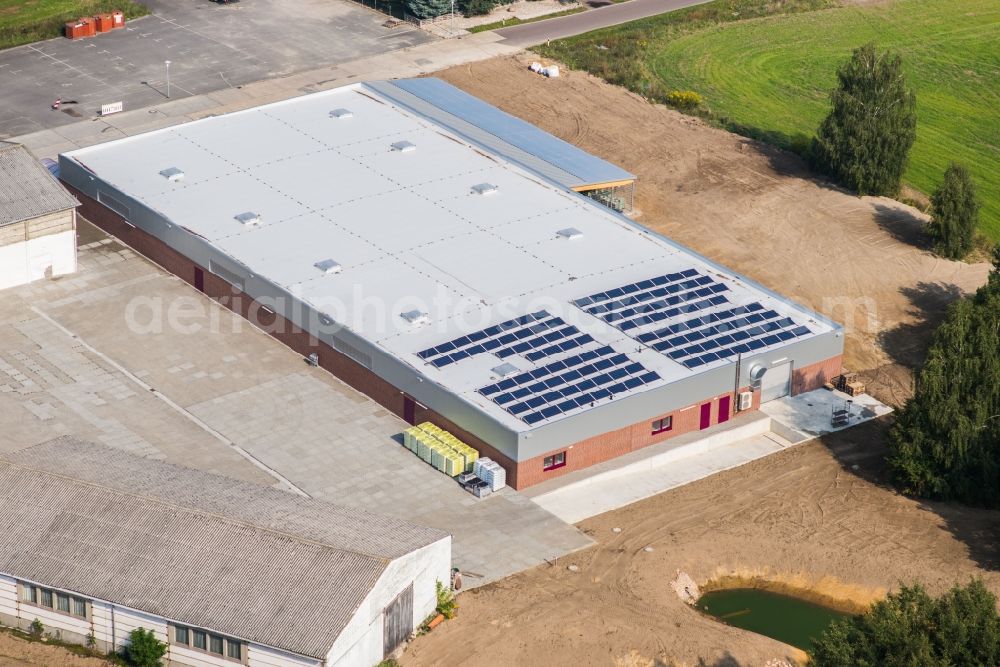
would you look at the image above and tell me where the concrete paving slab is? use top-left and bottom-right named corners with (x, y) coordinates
top-left (760, 388), bottom-right (892, 438)
top-left (1, 219), bottom-right (591, 586)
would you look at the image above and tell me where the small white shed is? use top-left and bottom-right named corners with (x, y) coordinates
top-left (0, 143), bottom-right (78, 290)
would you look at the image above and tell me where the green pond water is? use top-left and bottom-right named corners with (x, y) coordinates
top-left (696, 588), bottom-right (852, 652)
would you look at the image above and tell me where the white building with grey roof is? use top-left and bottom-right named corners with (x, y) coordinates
top-left (57, 78), bottom-right (844, 490)
top-left (0, 438), bottom-right (451, 667)
top-left (0, 142), bottom-right (79, 290)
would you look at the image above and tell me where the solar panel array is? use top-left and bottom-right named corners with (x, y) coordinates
top-left (418, 311), bottom-right (661, 426)
top-left (478, 346), bottom-right (660, 425)
top-left (416, 311), bottom-right (596, 369)
top-left (573, 270), bottom-right (813, 370)
top-left (573, 269), bottom-right (730, 332)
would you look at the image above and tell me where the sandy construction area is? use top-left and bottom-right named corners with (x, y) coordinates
top-left (398, 56), bottom-right (1000, 666)
top-left (434, 55), bottom-right (990, 406)
top-left (0, 631), bottom-right (108, 667)
top-left (404, 423), bottom-right (1000, 666)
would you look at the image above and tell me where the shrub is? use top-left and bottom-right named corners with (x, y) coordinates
top-left (29, 619), bottom-right (43, 637)
top-left (810, 43), bottom-right (917, 196)
top-left (928, 162), bottom-right (981, 260)
top-left (122, 628), bottom-right (167, 667)
top-left (664, 90), bottom-right (702, 110)
top-left (436, 580), bottom-right (457, 619)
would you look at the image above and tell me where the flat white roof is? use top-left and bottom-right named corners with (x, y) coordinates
top-left (65, 81), bottom-right (834, 432)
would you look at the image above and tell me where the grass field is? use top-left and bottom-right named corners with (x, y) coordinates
top-left (538, 0), bottom-right (1000, 240)
top-left (0, 0), bottom-right (148, 50)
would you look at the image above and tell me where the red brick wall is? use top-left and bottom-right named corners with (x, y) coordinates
top-left (792, 354), bottom-right (843, 395)
top-left (516, 387), bottom-right (759, 488)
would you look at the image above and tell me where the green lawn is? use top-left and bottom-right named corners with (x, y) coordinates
top-left (0, 0), bottom-right (148, 50)
top-left (538, 0), bottom-right (1000, 240)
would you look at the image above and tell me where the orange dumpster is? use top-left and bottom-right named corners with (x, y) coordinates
top-left (94, 14), bottom-right (114, 32)
top-left (65, 20), bottom-right (87, 39)
top-left (111, 10), bottom-right (125, 29)
top-left (77, 17), bottom-right (96, 37)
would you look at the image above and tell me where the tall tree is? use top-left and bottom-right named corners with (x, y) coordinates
top-left (811, 43), bottom-right (917, 196)
top-left (810, 581), bottom-right (1000, 667)
top-left (928, 163), bottom-right (981, 259)
top-left (887, 252), bottom-right (1000, 506)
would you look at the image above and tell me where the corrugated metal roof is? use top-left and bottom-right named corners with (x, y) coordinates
top-left (0, 438), bottom-right (449, 658)
top-left (371, 78), bottom-right (635, 189)
top-left (0, 143), bottom-right (78, 227)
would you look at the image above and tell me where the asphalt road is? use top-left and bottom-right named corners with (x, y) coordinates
top-left (0, 0), bottom-right (431, 138)
top-left (496, 0), bottom-right (712, 46)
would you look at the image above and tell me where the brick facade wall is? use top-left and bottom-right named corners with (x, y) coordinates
top-left (517, 386), bottom-right (761, 488)
top-left (70, 185), bottom-right (841, 491)
top-left (792, 354), bottom-right (843, 395)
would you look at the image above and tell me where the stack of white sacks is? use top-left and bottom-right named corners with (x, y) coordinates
top-left (473, 458), bottom-right (507, 491)
top-left (528, 62), bottom-right (560, 78)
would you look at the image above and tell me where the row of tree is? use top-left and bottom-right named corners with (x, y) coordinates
top-left (812, 43), bottom-right (983, 260)
top-left (810, 580), bottom-right (1000, 666)
top-left (887, 246), bottom-right (1000, 506)
top-left (405, 0), bottom-right (500, 19)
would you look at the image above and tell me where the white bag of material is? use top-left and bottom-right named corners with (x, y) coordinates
top-left (529, 62), bottom-right (543, 73)
top-left (544, 66), bottom-right (560, 78)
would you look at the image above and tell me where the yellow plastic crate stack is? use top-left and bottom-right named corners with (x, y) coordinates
top-left (403, 422), bottom-right (479, 477)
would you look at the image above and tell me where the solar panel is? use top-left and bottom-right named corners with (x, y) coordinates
top-left (481, 343), bottom-right (661, 425)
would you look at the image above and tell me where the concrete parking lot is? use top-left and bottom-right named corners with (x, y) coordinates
top-left (0, 0), bottom-right (433, 138)
top-left (0, 220), bottom-right (590, 585)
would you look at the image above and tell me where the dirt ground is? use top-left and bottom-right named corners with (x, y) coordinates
top-left (433, 55), bottom-right (991, 407)
top-left (404, 422), bottom-right (1000, 666)
top-left (398, 56), bottom-right (1000, 666)
top-left (0, 631), bottom-right (109, 667)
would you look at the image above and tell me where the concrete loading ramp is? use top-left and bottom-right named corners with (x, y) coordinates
top-left (524, 413), bottom-right (782, 523)
top-left (525, 388), bottom-right (892, 523)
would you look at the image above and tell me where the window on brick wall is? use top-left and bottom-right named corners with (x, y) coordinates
top-left (543, 451), bottom-right (566, 471)
top-left (651, 416), bottom-right (673, 434)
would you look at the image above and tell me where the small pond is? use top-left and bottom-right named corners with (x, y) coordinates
top-left (696, 588), bottom-right (853, 651)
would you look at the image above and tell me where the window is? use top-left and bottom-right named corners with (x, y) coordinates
top-left (543, 451), bottom-right (566, 471)
top-left (652, 416), bottom-right (673, 434)
top-left (73, 598), bottom-right (87, 618)
top-left (171, 624), bottom-right (243, 662)
top-left (17, 582), bottom-right (88, 619)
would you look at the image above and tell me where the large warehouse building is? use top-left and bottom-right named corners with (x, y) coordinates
top-left (0, 438), bottom-right (451, 667)
top-left (58, 78), bottom-right (843, 489)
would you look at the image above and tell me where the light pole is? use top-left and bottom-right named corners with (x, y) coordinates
top-left (165, 60), bottom-right (171, 99)
top-left (450, 0), bottom-right (454, 31)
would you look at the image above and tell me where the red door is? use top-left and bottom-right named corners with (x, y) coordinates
top-left (699, 402), bottom-right (712, 430)
top-left (718, 396), bottom-right (731, 424)
top-left (194, 267), bottom-right (204, 292)
top-left (403, 396), bottom-right (416, 425)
